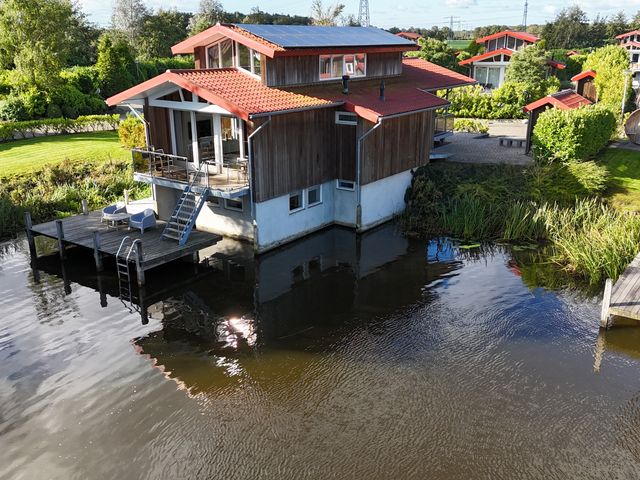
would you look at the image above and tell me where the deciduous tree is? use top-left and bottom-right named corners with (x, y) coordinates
top-left (310, 0), bottom-right (344, 26)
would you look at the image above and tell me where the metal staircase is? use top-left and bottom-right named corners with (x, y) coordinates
top-left (162, 162), bottom-right (209, 246)
top-left (116, 236), bottom-right (141, 312)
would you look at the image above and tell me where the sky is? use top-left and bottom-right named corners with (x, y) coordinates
top-left (81, 0), bottom-right (640, 30)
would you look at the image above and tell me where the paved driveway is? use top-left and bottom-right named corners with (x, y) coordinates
top-left (432, 121), bottom-right (532, 166)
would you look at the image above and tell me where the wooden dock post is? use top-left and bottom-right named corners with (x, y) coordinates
top-left (135, 241), bottom-right (145, 287)
top-left (81, 199), bottom-right (89, 215)
top-left (55, 220), bottom-right (66, 260)
top-left (600, 278), bottom-right (613, 329)
top-left (92, 231), bottom-right (103, 272)
top-left (124, 189), bottom-right (129, 206)
top-left (24, 212), bottom-right (37, 260)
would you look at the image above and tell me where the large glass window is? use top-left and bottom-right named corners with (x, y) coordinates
top-left (486, 67), bottom-right (501, 89)
top-left (319, 54), bottom-right (366, 80)
top-left (220, 40), bottom-right (234, 67)
top-left (238, 43), bottom-right (251, 71)
top-left (207, 44), bottom-right (220, 68)
top-left (252, 50), bottom-right (261, 75)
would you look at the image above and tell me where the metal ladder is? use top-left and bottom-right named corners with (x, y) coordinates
top-left (116, 236), bottom-right (141, 311)
top-left (162, 161), bottom-right (209, 246)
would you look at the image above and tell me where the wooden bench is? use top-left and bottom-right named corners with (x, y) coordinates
top-left (498, 137), bottom-right (526, 148)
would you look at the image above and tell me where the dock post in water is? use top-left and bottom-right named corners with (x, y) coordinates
top-left (24, 212), bottom-right (37, 260)
top-left (600, 278), bottom-right (613, 329)
top-left (55, 220), bottom-right (66, 260)
top-left (135, 242), bottom-right (145, 287)
top-left (124, 189), bottom-right (129, 206)
top-left (92, 231), bottom-right (103, 272)
top-left (81, 199), bottom-right (89, 215)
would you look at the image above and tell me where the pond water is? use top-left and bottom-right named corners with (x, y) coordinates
top-left (2, 225), bottom-right (640, 479)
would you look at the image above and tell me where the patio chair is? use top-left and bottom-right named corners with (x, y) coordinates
top-left (128, 209), bottom-right (156, 234)
top-left (101, 204), bottom-right (127, 223)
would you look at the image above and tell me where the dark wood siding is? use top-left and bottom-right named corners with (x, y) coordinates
top-left (250, 108), bottom-right (344, 202)
top-left (359, 110), bottom-right (433, 185)
top-left (264, 52), bottom-right (403, 87)
top-left (194, 46), bottom-right (206, 69)
top-left (146, 106), bottom-right (172, 153)
top-left (366, 52), bottom-right (403, 77)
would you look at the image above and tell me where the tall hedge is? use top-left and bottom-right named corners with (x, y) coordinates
top-left (532, 105), bottom-right (616, 162)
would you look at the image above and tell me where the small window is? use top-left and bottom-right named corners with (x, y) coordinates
top-left (238, 43), bottom-right (251, 72)
top-left (307, 185), bottom-right (322, 207)
top-left (224, 198), bottom-right (243, 211)
top-left (337, 180), bottom-right (355, 191)
top-left (335, 111), bottom-right (358, 125)
top-left (208, 197), bottom-right (221, 208)
top-left (319, 53), bottom-right (366, 80)
top-left (289, 191), bottom-right (304, 212)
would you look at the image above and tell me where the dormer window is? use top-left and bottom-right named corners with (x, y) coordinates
top-left (319, 54), bottom-right (366, 80)
top-left (206, 39), bottom-right (261, 76)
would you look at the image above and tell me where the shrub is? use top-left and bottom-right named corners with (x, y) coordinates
top-left (61, 66), bottom-right (100, 95)
top-left (453, 118), bottom-right (488, 133)
top-left (0, 95), bottom-right (28, 121)
top-left (118, 115), bottom-right (146, 149)
top-left (0, 114), bottom-right (120, 142)
top-left (532, 105), bottom-right (617, 162)
top-left (583, 45), bottom-right (633, 113)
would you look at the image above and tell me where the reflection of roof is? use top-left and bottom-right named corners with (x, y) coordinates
top-left (106, 69), bottom-right (339, 120)
top-left (617, 29), bottom-right (640, 39)
top-left (523, 89), bottom-right (592, 113)
top-left (459, 48), bottom-right (513, 65)
top-left (475, 30), bottom-right (539, 44)
top-left (172, 23), bottom-right (418, 57)
top-left (571, 70), bottom-right (597, 82)
top-left (107, 58), bottom-right (476, 123)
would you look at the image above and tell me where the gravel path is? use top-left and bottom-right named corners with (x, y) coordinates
top-left (433, 132), bottom-right (533, 166)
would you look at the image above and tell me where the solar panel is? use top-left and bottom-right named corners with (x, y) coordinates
top-left (235, 24), bottom-right (414, 48)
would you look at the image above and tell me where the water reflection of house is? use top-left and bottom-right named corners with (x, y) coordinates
top-left (132, 225), bottom-right (462, 394)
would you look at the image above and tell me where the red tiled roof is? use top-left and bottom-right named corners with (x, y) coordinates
top-left (459, 48), bottom-right (512, 65)
top-left (396, 32), bottom-right (422, 40)
top-left (475, 30), bottom-right (539, 44)
top-left (105, 69), bottom-right (338, 120)
top-left (287, 58), bottom-right (475, 122)
top-left (617, 30), bottom-right (640, 39)
top-left (107, 59), bottom-right (475, 123)
top-left (565, 50), bottom-right (581, 57)
top-left (523, 90), bottom-right (592, 113)
top-left (621, 41), bottom-right (640, 48)
top-left (547, 59), bottom-right (566, 70)
top-left (571, 70), bottom-right (596, 82)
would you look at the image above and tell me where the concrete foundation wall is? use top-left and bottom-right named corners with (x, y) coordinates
top-left (360, 169), bottom-right (412, 230)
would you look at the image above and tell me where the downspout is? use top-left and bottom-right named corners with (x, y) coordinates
top-left (247, 115), bottom-right (272, 252)
top-left (125, 103), bottom-right (151, 148)
top-left (355, 120), bottom-right (382, 230)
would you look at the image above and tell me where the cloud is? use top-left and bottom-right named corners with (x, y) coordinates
top-left (543, 5), bottom-right (557, 14)
top-left (444, 0), bottom-right (477, 6)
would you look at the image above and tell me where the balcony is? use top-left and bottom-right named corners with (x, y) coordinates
top-left (434, 113), bottom-right (454, 142)
top-left (132, 149), bottom-right (249, 199)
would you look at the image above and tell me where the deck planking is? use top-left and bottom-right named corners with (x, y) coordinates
top-left (30, 211), bottom-right (222, 271)
top-left (608, 253), bottom-right (640, 321)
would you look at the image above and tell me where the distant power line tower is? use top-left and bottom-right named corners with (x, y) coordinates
top-left (358, 0), bottom-right (370, 27)
top-left (443, 16), bottom-right (460, 40)
top-left (522, 0), bottom-right (528, 29)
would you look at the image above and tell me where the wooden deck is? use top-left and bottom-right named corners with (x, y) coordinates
top-left (602, 252), bottom-right (640, 326)
top-left (28, 210), bottom-right (222, 273)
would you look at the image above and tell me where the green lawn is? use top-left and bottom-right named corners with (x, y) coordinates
top-left (599, 147), bottom-right (640, 211)
top-left (0, 131), bottom-right (129, 177)
top-left (447, 39), bottom-right (472, 50)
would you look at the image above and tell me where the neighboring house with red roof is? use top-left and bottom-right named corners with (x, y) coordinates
top-left (459, 30), bottom-right (564, 89)
top-left (107, 23), bottom-right (475, 252)
top-left (616, 30), bottom-right (640, 88)
top-left (522, 89), bottom-right (592, 153)
top-left (395, 31), bottom-right (422, 42)
top-left (570, 70), bottom-right (597, 102)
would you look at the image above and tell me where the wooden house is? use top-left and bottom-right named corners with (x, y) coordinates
top-left (458, 30), bottom-right (565, 89)
top-left (522, 89), bottom-right (592, 154)
top-left (107, 24), bottom-right (475, 252)
top-left (571, 70), bottom-right (597, 102)
top-left (616, 30), bottom-right (640, 88)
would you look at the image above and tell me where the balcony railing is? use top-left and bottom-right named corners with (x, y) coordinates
top-left (132, 148), bottom-right (249, 192)
top-left (434, 113), bottom-right (454, 140)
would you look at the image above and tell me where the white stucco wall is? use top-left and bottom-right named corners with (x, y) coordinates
top-left (196, 196), bottom-right (254, 240)
top-left (360, 169), bottom-right (412, 230)
top-left (254, 180), bottom-right (335, 251)
top-left (334, 186), bottom-right (357, 226)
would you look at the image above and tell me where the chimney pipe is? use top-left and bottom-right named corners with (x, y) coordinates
top-left (379, 80), bottom-right (385, 101)
top-left (342, 75), bottom-right (350, 95)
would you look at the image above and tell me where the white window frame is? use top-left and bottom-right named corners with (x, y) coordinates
top-left (207, 196), bottom-right (221, 208)
top-left (289, 190), bottom-right (305, 213)
top-left (319, 53), bottom-right (367, 81)
top-left (336, 179), bottom-right (355, 191)
top-left (235, 42), bottom-right (261, 78)
top-left (224, 198), bottom-right (243, 212)
top-left (335, 111), bottom-right (358, 125)
top-left (307, 185), bottom-right (322, 207)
